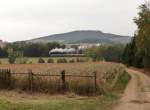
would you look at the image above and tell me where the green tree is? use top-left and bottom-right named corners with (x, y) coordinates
top-left (134, 2), bottom-right (150, 68)
top-left (123, 1), bottom-right (150, 68)
top-left (122, 37), bottom-right (143, 67)
top-left (7, 48), bottom-right (17, 64)
top-left (5, 42), bottom-right (65, 57)
top-left (85, 45), bottom-right (124, 62)
top-left (7, 48), bottom-right (26, 64)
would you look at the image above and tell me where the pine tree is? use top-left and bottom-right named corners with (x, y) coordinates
top-left (134, 2), bottom-right (150, 68)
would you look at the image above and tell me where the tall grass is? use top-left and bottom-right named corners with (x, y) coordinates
top-left (9, 74), bottom-right (96, 95)
top-left (0, 62), bottom-right (130, 95)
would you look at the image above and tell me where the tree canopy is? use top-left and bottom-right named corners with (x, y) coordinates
top-left (123, 1), bottom-right (150, 68)
top-left (0, 42), bottom-right (66, 57)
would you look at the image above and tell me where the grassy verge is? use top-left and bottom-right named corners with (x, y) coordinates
top-left (0, 94), bottom-right (118, 110)
top-left (113, 70), bottom-right (131, 93)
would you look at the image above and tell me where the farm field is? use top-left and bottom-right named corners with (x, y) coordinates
top-left (0, 57), bottom-right (89, 64)
top-left (0, 61), bottom-right (123, 74)
top-left (0, 62), bottom-right (130, 110)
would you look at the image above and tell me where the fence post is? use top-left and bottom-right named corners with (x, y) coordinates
top-left (4, 69), bottom-right (7, 82)
top-left (61, 70), bottom-right (66, 92)
top-left (28, 70), bottom-right (33, 92)
top-left (7, 69), bottom-right (11, 88)
top-left (94, 71), bottom-right (97, 92)
top-left (4, 69), bottom-right (7, 88)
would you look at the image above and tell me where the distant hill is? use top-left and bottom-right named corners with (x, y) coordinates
top-left (27, 30), bottom-right (131, 44)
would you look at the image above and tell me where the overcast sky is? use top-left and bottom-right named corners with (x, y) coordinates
top-left (0, 0), bottom-right (144, 42)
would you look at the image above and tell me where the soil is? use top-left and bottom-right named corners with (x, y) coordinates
top-left (113, 69), bottom-right (150, 110)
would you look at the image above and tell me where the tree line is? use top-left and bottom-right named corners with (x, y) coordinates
top-left (0, 42), bottom-right (65, 58)
top-left (84, 44), bottom-right (125, 62)
top-left (122, 2), bottom-right (150, 68)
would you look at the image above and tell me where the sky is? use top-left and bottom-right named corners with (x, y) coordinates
top-left (0, 0), bottom-right (144, 42)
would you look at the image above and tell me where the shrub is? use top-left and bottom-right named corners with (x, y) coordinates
top-left (29, 61), bottom-right (33, 64)
top-left (16, 57), bottom-right (28, 64)
top-left (85, 57), bottom-right (89, 62)
top-left (38, 58), bottom-right (45, 63)
top-left (76, 58), bottom-right (85, 62)
top-left (57, 58), bottom-right (67, 63)
top-left (7, 49), bottom-right (25, 64)
top-left (47, 58), bottom-right (54, 63)
top-left (69, 59), bottom-right (75, 63)
top-left (113, 71), bottom-right (131, 92)
top-left (8, 55), bottom-right (16, 64)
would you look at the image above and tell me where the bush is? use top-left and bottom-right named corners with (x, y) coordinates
top-left (85, 57), bottom-right (89, 62)
top-left (113, 71), bottom-right (131, 92)
top-left (7, 49), bottom-right (25, 64)
top-left (38, 58), bottom-right (45, 63)
top-left (69, 59), bottom-right (75, 63)
top-left (47, 58), bottom-right (54, 63)
top-left (8, 53), bottom-right (16, 64)
top-left (76, 58), bottom-right (85, 62)
top-left (29, 61), bottom-right (33, 64)
top-left (57, 58), bottom-right (67, 63)
top-left (16, 57), bottom-right (28, 64)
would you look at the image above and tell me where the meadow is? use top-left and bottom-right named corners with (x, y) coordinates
top-left (0, 60), bottom-right (130, 110)
top-left (0, 61), bottom-right (130, 93)
top-left (0, 90), bottom-right (118, 110)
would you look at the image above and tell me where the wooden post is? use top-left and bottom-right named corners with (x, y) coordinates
top-left (94, 71), bottom-right (97, 92)
top-left (3, 69), bottom-right (7, 88)
top-left (4, 69), bottom-right (7, 82)
top-left (28, 70), bottom-right (33, 92)
top-left (0, 70), bottom-right (1, 84)
top-left (61, 70), bottom-right (66, 92)
top-left (7, 69), bottom-right (11, 88)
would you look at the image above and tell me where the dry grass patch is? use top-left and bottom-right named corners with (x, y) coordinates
top-left (0, 62), bottom-right (128, 95)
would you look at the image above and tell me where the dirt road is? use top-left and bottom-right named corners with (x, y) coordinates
top-left (113, 69), bottom-right (150, 110)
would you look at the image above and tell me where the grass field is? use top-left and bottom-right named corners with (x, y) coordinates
top-left (0, 90), bottom-right (118, 110)
top-left (0, 62), bottom-right (130, 94)
top-left (0, 61), bottom-right (123, 74)
top-left (0, 62), bottom-right (130, 110)
top-left (0, 57), bottom-right (89, 64)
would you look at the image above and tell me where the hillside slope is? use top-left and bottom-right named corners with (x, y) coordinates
top-left (27, 30), bottom-right (131, 44)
